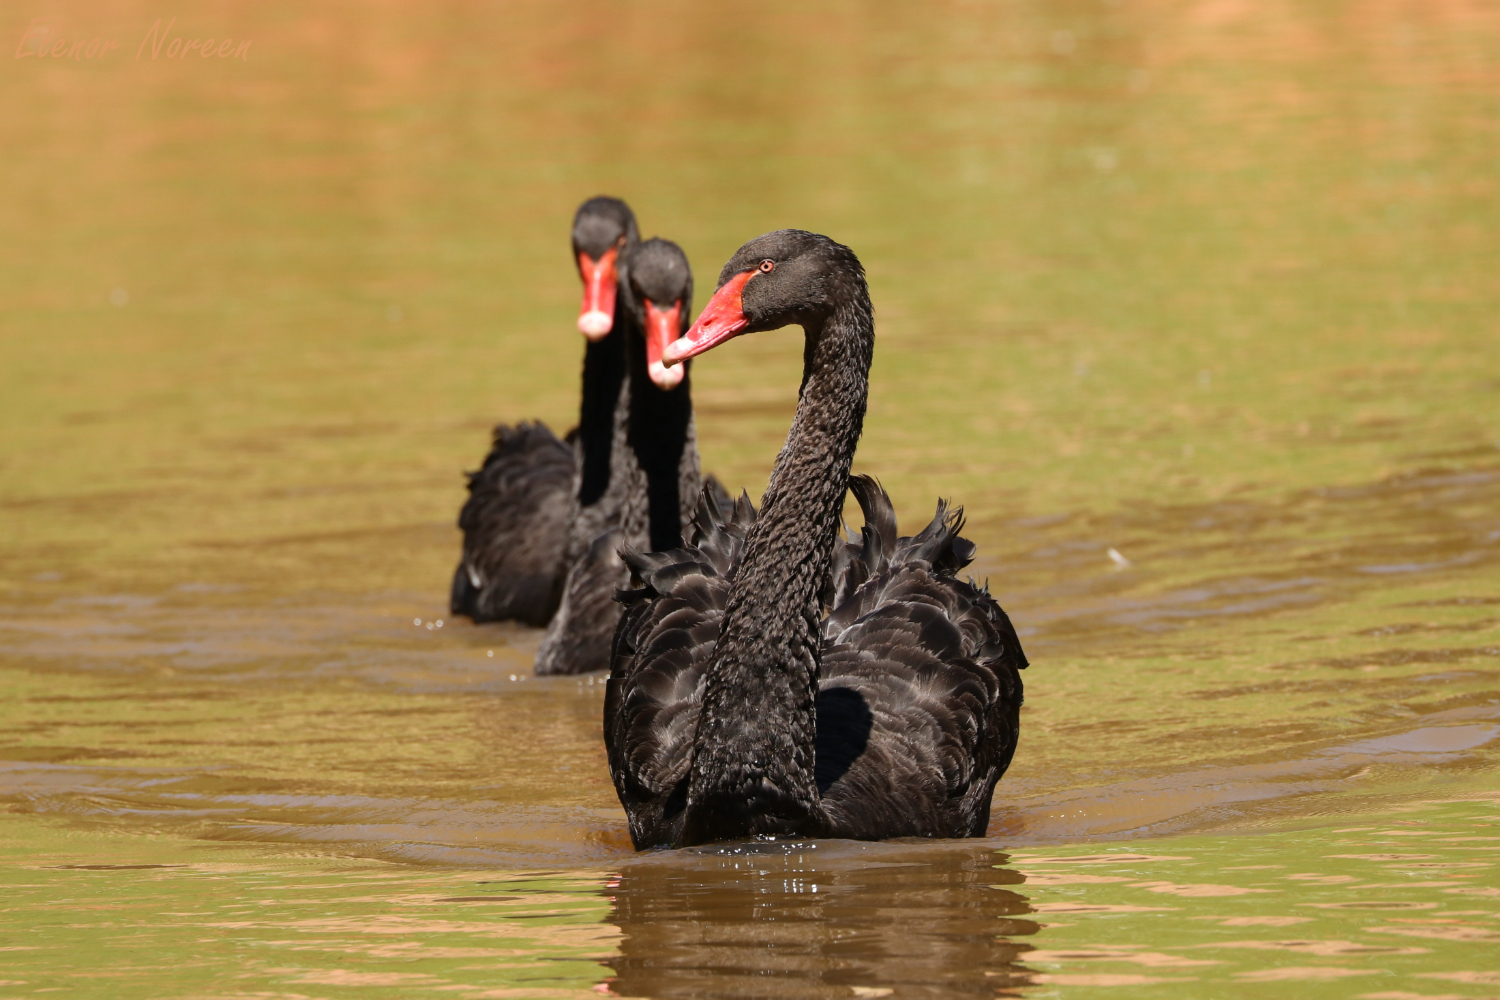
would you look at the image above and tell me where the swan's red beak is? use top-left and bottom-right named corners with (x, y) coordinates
top-left (643, 298), bottom-right (685, 390)
top-left (663, 270), bottom-right (753, 366)
top-left (577, 248), bottom-right (619, 340)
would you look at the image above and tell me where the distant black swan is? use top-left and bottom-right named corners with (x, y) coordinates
top-left (605, 230), bottom-right (1028, 848)
top-left (535, 235), bottom-right (725, 675)
top-left (452, 198), bottom-right (716, 675)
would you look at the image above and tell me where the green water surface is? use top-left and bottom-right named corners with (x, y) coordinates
top-left (2, 1), bottom-right (1498, 997)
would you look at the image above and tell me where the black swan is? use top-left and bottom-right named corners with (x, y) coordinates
top-left (451, 196), bottom-right (637, 625)
top-left (604, 230), bottom-right (1028, 848)
top-left (535, 236), bottom-right (726, 675)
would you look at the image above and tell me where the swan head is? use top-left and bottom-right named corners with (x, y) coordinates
top-left (627, 238), bottom-right (694, 391)
top-left (571, 196), bottom-right (638, 341)
top-left (664, 230), bottom-right (861, 365)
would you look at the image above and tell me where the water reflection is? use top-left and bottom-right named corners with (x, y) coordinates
top-left (601, 841), bottom-right (1037, 999)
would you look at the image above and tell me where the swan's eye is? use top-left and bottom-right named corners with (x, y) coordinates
top-left (758, 259), bottom-right (775, 273)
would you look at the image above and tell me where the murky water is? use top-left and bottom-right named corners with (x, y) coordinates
top-left (3, 1), bottom-right (1499, 996)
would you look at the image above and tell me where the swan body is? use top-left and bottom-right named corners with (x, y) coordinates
top-left (452, 200), bottom-right (717, 661)
top-left (607, 480), bottom-right (1026, 847)
top-left (535, 237), bottom-right (719, 675)
top-left (452, 196), bottom-right (636, 625)
top-left (450, 421), bottom-right (575, 625)
top-left (604, 230), bottom-right (1028, 847)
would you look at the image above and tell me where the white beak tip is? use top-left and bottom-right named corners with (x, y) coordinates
top-left (649, 360), bottom-right (685, 390)
top-left (578, 311), bottom-right (613, 339)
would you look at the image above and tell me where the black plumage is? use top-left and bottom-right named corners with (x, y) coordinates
top-left (451, 196), bottom-right (636, 625)
top-left (451, 201), bottom-right (720, 658)
top-left (604, 230), bottom-right (1029, 848)
top-left (450, 422), bottom-right (574, 626)
top-left (534, 237), bottom-right (723, 675)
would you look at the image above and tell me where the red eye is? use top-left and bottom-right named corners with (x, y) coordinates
top-left (758, 259), bottom-right (775, 273)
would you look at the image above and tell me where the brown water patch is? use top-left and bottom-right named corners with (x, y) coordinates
top-left (1024, 948), bottom-right (1217, 967)
top-left (602, 842), bottom-right (1037, 999)
top-left (993, 465), bottom-right (1500, 652)
top-left (1235, 967), bottom-right (1383, 981)
top-left (52, 864), bottom-right (185, 871)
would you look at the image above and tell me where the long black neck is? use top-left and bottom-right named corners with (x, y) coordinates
top-left (576, 302), bottom-right (630, 507)
top-left (625, 333), bottom-right (694, 552)
top-left (679, 288), bottom-right (873, 846)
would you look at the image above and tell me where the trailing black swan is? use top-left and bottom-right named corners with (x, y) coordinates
top-left (451, 196), bottom-right (638, 626)
top-left (604, 230), bottom-right (1028, 847)
top-left (535, 236), bottom-right (725, 675)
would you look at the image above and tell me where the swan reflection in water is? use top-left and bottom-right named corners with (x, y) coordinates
top-left (599, 840), bottom-right (1037, 999)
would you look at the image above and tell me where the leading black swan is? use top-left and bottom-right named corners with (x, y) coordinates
top-left (604, 230), bottom-right (1028, 848)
